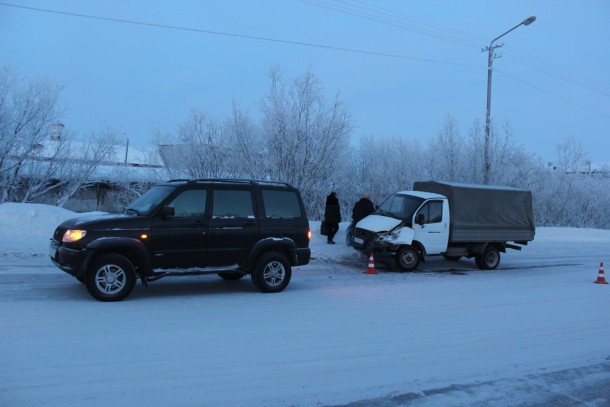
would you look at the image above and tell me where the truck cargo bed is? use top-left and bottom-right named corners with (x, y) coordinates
top-left (413, 181), bottom-right (535, 243)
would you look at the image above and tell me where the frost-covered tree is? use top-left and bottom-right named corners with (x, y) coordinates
top-left (0, 65), bottom-right (64, 202)
top-left (342, 134), bottom-right (427, 218)
top-left (18, 133), bottom-right (71, 203)
top-left (225, 102), bottom-right (266, 179)
top-left (155, 108), bottom-right (239, 180)
top-left (554, 136), bottom-right (589, 174)
top-left (261, 67), bottom-right (352, 217)
top-left (464, 118), bottom-right (517, 185)
top-left (427, 114), bottom-right (465, 182)
top-left (55, 127), bottom-right (119, 207)
top-left (465, 119), bottom-right (485, 183)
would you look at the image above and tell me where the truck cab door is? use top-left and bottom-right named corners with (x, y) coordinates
top-left (413, 199), bottom-right (449, 254)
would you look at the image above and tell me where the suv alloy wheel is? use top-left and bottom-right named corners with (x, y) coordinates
top-left (86, 254), bottom-right (137, 302)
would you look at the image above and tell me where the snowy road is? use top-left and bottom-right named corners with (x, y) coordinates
top-left (1, 215), bottom-right (610, 406)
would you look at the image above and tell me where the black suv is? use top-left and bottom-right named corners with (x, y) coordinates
top-left (49, 179), bottom-right (311, 301)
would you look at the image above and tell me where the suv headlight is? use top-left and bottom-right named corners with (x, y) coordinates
top-left (62, 229), bottom-right (87, 243)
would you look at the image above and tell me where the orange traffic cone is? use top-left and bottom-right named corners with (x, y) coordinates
top-left (594, 262), bottom-right (608, 284)
top-left (364, 252), bottom-right (377, 275)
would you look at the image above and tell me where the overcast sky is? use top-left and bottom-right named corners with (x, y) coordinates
top-left (1, 0), bottom-right (609, 163)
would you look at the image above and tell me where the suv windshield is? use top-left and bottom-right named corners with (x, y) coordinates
top-left (378, 193), bottom-right (424, 225)
top-left (125, 185), bottom-right (175, 215)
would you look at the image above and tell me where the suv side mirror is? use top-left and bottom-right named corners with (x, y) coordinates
top-left (416, 213), bottom-right (425, 226)
top-left (162, 206), bottom-right (175, 217)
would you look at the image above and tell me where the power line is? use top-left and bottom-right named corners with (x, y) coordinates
top-left (300, 0), bottom-right (610, 98)
top-left (298, 0), bottom-right (482, 49)
top-left (496, 69), bottom-right (610, 119)
top-left (2, 1), bottom-right (608, 119)
top-left (0, 2), bottom-right (481, 69)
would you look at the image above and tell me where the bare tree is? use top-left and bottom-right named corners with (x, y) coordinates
top-left (0, 65), bottom-right (64, 202)
top-left (464, 118), bottom-right (517, 184)
top-left (225, 102), bottom-right (266, 178)
top-left (428, 114), bottom-right (464, 182)
top-left (18, 133), bottom-right (71, 203)
top-left (555, 136), bottom-right (588, 174)
top-left (155, 108), bottom-right (238, 179)
top-left (55, 127), bottom-right (119, 207)
top-left (261, 67), bottom-right (353, 216)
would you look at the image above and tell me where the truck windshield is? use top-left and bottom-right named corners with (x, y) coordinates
top-left (377, 194), bottom-right (424, 224)
top-left (125, 185), bottom-right (175, 216)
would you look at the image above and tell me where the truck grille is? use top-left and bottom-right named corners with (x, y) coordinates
top-left (353, 227), bottom-right (375, 249)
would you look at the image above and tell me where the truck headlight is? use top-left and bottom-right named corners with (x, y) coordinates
top-left (62, 229), bottom-right (87, 243)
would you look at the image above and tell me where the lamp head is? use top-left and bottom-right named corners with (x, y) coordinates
top-left (522, 16), bottom-right (536, 26)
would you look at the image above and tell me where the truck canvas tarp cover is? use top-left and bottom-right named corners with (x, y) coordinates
top-left (413, 181), bottom-right (535, 243)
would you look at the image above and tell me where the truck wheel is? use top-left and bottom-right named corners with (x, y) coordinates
top-left (251, 252), bottom-right (291, 293)
top-left (476, 246), bottom-right (500, 270)
top-left (86, 254), bottom-right (136, 301)
top-left (395, 246), bottom-right (420, 271)
top-left (218, 272), bottom-right (245, 281)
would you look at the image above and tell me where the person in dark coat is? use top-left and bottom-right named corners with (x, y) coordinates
top-left (352, 193), bottom-right (375, 224)
top-left (324, 192), bottom-right (341, 244)
top-left (346, 193), bottom-right (375, 246)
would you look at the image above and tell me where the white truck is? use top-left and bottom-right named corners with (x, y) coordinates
top-left (351, 181), bottom-right (535, 271)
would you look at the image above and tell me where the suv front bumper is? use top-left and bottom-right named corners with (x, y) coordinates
top-left (49, 240), bottom-right (89, 277)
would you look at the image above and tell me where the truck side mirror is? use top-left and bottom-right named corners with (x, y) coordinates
top-left (162, 206), bottom-right (175, 218)
top-left (416, 213), bottom-right (425, 226)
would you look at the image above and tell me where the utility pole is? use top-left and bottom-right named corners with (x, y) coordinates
top-left (483, 42), bottom-right (502, 185)
top-left (482, 16), bottom-right (536, 184)
top-left (124, 134), bottom-right (129, 165)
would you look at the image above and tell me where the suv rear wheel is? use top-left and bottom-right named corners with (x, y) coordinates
top-left (251, 252), bottom-right (291, 293)
top-left (86, 254), bottom-right (136, 301)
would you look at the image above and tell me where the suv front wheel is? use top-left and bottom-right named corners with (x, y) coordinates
top-left (251, 252), bottom-right (291, 293)
top-left (86, 254), bottom-right (137, 301)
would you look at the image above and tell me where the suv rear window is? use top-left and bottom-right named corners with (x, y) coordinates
top-left (261, 190), bottom-right (302, 218)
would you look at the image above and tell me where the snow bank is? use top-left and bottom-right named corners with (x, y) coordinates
top-left (0, 203), bottom-right (84, 256)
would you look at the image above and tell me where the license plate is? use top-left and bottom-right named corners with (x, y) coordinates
top-left (353, 237), bottom-right (364, 245)
top-left (49, 242), bottom-right (57, 259)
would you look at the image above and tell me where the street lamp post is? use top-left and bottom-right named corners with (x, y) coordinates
top-left (483, 16), bottom-right (536, 184)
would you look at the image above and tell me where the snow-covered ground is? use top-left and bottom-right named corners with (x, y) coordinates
top-left (1, 203), bottom-right (610, 406)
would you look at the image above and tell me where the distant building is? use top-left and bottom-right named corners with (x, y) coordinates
top-left (50, 122), bottom-right (64, 141)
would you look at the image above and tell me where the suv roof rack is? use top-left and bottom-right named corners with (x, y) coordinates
top-left (166, 178), bottom-right (293, 188)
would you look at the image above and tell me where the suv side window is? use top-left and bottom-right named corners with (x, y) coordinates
top-left (212, 189), bottom-right (255, 218)
top-left (261, 190), bottom-right (302, 218)
top-left (168, 189), bottom-right (207, 217)
top-left (417, 200), bottom-right (443, 224)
